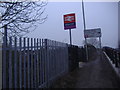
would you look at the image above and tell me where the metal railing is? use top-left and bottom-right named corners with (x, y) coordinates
top-left (103, 46), bottom-right (120, 68)
top-left (2, 37), bottom-right (68, 88)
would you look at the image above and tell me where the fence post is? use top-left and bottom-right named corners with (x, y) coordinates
top-left (114, 49), bottom-right (117, 67)
top-left (33, 38), bottom-right (37, 88)
top-left (23, 38), bottom-right (27, 88)
top-left (44, 39), bottom-right (49, 88)
top-left (13, 37), bottom-right (18, 88)
top-left (8, 37), bottom-right (12, 88)
top-left (27, 38), bottom-right (30, 88)
top-left (39, 39), bottom-right (42, 86)
top-left (36, 38), bottom-right (39, 88)
top-left (66, 44), bottom-right (69, 72)
top-left (115, 51), bottom-right (119, 68)
top-left (111, 49), bottom-right (115, 64)
top-left (119, 52), bottom-right (120, 67)
top-left (31, 38), bottom-right (33, 88)
top-left (0, 38), bottom-right (2, 89)
top-left (2, 25), bottom-right (7, 88)
top-left (19, 37), bottom-right (22, 88)
top-left (41, 39), bottom-right (44, 87)
top-left (49, 40), bottom-right (52, 83)
top-left (53, 41), bottom-right (59, 75)
top-left (117, 51), bottom-right (120, 67)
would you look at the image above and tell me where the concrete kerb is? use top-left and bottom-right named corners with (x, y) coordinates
top-left (103, 51), bottom-right (120, 81)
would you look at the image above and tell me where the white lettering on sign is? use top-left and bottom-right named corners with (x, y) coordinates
top-left (84, 28), bottom-right (101, 38)
top-left (65, 16), bottom-right (74, 22)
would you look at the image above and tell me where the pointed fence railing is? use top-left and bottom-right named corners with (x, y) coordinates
top-left (2, 37), bottom-right (68, 88)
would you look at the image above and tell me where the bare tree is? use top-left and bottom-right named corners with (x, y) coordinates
top-left (0, 0), bottom-right (48, 37)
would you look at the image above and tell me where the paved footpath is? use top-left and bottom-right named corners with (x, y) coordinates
top-left (51, 51), bottom-right (120, 88)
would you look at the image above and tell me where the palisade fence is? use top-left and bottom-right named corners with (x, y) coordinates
top-left (2, 36), bottom-right (68, 88)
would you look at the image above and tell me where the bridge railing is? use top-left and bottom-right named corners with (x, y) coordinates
top-left (103, 46), bottom-right (120, 68)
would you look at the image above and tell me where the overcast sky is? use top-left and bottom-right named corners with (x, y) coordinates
top-left (25, 1), bottom-right (118, 48)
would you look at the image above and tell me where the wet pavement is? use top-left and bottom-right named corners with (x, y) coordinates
top-left (51, 51), bottom-right (120, 88)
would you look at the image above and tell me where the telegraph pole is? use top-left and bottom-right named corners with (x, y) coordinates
top-left (82, 0), bottom-right (88, 61)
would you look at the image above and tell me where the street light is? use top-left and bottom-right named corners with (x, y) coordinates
top-left (82, 0), bottom-right (88, 61)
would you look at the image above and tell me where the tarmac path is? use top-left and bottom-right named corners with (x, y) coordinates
top-left (51, 51), bottom-right (120, 88)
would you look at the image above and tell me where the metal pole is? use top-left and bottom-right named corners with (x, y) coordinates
top-left (99, 37), bottom-right (102, 60)
top-left (69, 29), bottom-right (72, 45)
top-left (82, 0), bottom-right (88, 61)
top-left (99, 37), bottom-right (101, 49)
top-left (82, 0), bottom-right (86, 29)
top-left (4, 25), bottom-right (7, 46)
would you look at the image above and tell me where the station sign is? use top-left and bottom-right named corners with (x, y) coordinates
top-left (63, 13), bottom-right (76, 30)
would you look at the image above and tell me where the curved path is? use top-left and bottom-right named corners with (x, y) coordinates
top-left (51, 51), bottom-right (120, 88)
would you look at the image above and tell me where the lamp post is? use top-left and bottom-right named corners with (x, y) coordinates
top-left (82, 0), bottom-right (88, 61)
